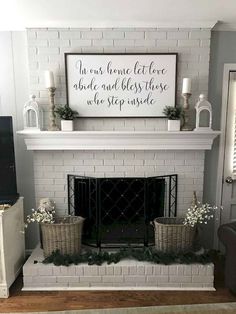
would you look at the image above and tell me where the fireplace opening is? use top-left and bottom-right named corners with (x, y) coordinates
top-left (68, 174), bottom-right (177, 248)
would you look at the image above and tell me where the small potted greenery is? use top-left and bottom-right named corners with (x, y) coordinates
top-left (55, 105), bottom-right (78, 131)
top-left (163, 105), bottom-right (183, 131)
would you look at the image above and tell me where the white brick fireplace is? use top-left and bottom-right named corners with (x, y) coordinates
top-left (18, 130), bottom-right (219, 217)
top-left (24, 27), bottom-right (215, 216)
top-left (34, 149), bottom-right (203, 217)
top-left (19, 27), bottom-right (219, 291)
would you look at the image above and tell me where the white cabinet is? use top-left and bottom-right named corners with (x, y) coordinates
top-left (0, 197), bottom-right (25, 297)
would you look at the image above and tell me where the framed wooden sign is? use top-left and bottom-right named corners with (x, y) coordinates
top-left (65, 53), bottom-right (177, 117)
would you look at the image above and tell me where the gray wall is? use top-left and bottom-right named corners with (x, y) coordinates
top-left (0, 32), bottom-right (37, 251)
top-left (204, 31), bottom-right (236, 247)
top-left (208, 31), bottom-right (236, 130)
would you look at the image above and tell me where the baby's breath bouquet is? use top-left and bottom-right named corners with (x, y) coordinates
top-left (25, 198), bottom-right (56, 228)
top-left (183, 201), bottom-right (217, 227)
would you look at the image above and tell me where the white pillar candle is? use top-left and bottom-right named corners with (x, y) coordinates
top-left (182, 78), bottom-right (191, 94)
top-left (45, 70), bottom-right (55, 88)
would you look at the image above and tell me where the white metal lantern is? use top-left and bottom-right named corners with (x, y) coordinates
top-left (194, 94), bottom-right (212, 131)
top-left (23, 95), bottom-right (42, 131)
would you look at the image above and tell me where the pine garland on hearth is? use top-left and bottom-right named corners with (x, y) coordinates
top-left (42, 247), bottom-right (221, 266)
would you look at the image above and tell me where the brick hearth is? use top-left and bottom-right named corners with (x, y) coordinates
top-left (23, 246), bottom-right (215, 291)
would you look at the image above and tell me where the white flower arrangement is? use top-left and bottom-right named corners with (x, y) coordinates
top-left (183, 201), bottom-right (218, 227)
top-left (25, 198), bottom-right (56, 228)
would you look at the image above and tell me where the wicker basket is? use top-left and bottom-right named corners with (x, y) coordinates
top-left (40, 216), bottom-right (85, 257)
top-left (153, 217), bottom-right (196, 253)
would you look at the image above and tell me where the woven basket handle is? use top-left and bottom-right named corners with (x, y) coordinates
top-left (78, 216), bottom-right (85, 222)
top-left (150, 221), bottom-right (155, 230)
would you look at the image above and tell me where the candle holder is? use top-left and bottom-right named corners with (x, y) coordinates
top-left (47, 87), bottom-right (59, 131)
top-left (181, 93), bottom-right (193, 131)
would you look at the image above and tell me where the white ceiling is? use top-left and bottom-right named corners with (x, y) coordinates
top-left (1, 0), bottom-right (236, 30)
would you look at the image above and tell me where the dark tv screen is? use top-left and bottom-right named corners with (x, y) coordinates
top-left (0, 116), bottom-right (18, 204)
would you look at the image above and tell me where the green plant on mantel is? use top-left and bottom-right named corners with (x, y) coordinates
top-left (55, 105), bottom-right (79, 120)
top-left (163, 105), bottom-right (184, 120)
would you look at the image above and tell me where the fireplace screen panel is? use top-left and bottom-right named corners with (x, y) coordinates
top-left (68, 174), bottom-right (177, 248)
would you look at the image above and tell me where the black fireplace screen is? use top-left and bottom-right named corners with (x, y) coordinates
top-left (68, 174), bottom-right (177, 248)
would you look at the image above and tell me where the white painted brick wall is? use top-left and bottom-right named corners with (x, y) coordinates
top-left (27, 27), bottom-right (211, 130)
top-left (33, 150), bottom-right (204, 216)
top-left (26, 28), bottom-right (210, 216)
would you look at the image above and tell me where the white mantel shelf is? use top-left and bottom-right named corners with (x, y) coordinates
top-left (17, 130), bottom-right (220, 151)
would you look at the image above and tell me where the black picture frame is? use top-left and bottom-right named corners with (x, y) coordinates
top-left (65, 53), bottom-right (178, 118)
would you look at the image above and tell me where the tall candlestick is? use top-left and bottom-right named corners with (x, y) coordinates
top-left (47, 87), bottom-right (59, 131)
top-left (182, 78), bottom-right (191, 94)
top-left (45, 70), bottom-right (55, 88)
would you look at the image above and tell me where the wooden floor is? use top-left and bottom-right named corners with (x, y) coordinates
top-left (0, 262), bottom-right (236, 313)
